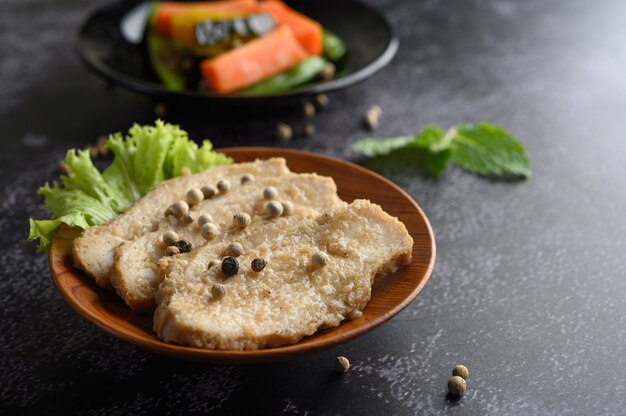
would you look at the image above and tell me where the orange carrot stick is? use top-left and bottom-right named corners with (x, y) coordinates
top-left (258, 0), bottom-right (322, 55)
top-left (200, 25), bottom-right (308, 93)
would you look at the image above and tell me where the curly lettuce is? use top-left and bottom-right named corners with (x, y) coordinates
top-left (28, 120), bottom-right (232, 252)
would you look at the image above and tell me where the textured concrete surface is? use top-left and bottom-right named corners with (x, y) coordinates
top-left (2, 0), bottom-right (626, 414)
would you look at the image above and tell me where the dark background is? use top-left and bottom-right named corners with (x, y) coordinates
top-left (2, 0), bottom-right (626, 414)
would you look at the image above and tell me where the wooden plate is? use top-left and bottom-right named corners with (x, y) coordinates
top-left (49, 148), bottom-right (435, 363)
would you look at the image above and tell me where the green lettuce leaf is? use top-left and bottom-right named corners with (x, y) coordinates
top-left (28, 120), bottom-right (232, 252)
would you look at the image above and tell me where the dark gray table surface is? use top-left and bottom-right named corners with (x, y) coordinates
top-left (2, 0), bottom-right (626, 414)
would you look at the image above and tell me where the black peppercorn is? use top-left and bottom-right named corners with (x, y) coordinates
top-left (221, 256), bottom-right (239, 276)
top-left (173, 240), bottom-right (193, 253)
top-left (251, 258), bottom-right (267, 272)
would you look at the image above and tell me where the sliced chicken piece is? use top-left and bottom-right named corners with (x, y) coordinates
top-left (154, 200), bottom-right (413, 350)
top-left (72, 158), bottom-right (290, 287)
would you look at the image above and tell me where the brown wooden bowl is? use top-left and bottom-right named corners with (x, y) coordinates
top-left (49, 148), bottom-right (435, 363)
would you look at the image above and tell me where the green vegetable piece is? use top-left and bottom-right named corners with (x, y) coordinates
top-left (451, 123), bottom-right (530, 178)
top-left (147, 32), bottom-right (186, 90)
top-left (239, 56), bottom-right (326, 95)
top-left (147, 3), bottom-right (185, 91)
top-left (322, 29), bottom-right (346, 62)
top-left (28, 121), bottom-right (232, 252)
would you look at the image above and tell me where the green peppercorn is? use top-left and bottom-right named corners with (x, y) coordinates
top-left (448, 376), bottom-right (466, 396)
top-left (364, 105), bottom-right (382, 130)
top-left (452, 365), bottom-right (469, 380)
top-left (162, 230), bottom-right (179, 246)
top-left (266, 201), bottom-right (283, 218)
top-left (186, 188), bottom-right (204, 205)
top-left (364, 112), bottom-right (379, 130)
top-left (263, 186), bottom-right (278, 200)
top-left (320, 62), bottom-right (336, 81)
top-left (217, 179), bottom-right (230, 193)
top-left (211, 284), bottom-right (226, 299)
top-left (165, 246), bottom-right (180, 256)
top-left (170, 200), bottom-right (189, 217)
top-left (281, 201), bottom-right (294, 216)
top-left (303, 123), bottom-right (315, 137)
top-left (241, 173), bottom-right (255, 184)
top-left (315, 94), bottom-right (329, 108)
top-left (276, 123), bottom-right (292, 142)
top-left (201, 185), bottom-right (217, 198)
top-left (226, 242), bottom-right (244, 257)
top-left (302, 101), bottom-right (316, 118)
top-left (201, 223), bottom-right (219, 240)
top-left (233, 212), bottom-right (251, 228)
top-left (335, 356), bottom-right (350, 373)
top-left (312, 251), bottom-right (330, 267)
top-left (198, 214), bottom-right (212, 226)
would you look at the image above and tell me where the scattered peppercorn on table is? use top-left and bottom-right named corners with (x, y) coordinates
top-left (4, 0), bottom-right (626, 414)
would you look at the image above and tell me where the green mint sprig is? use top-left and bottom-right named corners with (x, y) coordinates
top-left (352, 122), bottom-right (530, 178)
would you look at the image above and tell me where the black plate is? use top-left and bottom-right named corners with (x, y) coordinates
top-left (76, 0), bottom-right (398, 109)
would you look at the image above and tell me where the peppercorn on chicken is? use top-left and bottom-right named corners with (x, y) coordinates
top-left (112, 173), bottom-right (341, 312)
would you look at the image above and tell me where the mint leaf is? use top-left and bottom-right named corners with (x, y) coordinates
top-left (452, 122), bottom-right (530, 178)
top-left (413, 126), bottom-right (454, 176)
top-left (352, 136), bottom-right (415, 157)
top-left (360, 145), bottom-right (431, 176)
top-left (352, 126), bottom-right (453, 176)
top-left (352, 122), bottom-right (530, 179)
